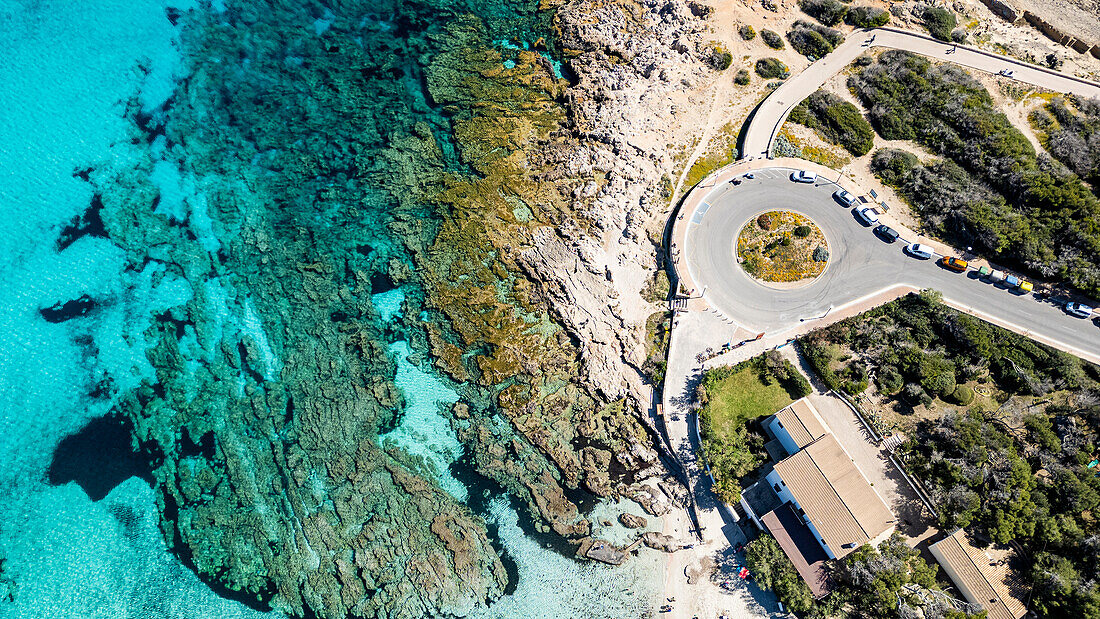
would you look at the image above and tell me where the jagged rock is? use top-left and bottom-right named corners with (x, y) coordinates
top-left (642, 531), bottom-right (679, 552)
top-left (579, 538), bottom-right (627, 565)
top-left (619, 513), bottom-right (648, 528)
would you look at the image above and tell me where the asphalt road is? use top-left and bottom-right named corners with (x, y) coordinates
top-left (683, 167), bottom-right (1100, 359)
top-left (742, 27), bottom-right (1100, 159)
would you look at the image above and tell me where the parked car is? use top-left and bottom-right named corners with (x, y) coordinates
top-left (833, 189), bottom-right (858, 207)
top-left (873, 224), bottom-right (899, 243)
top-left (855, 207), bottom-right (879, 225)
top-left (905, 243), bottom-right (934, 259)
top-left (1066, 301), bottom-right (1094, 318)
top-left (790, 170), bottom-right (818, 183)
top-left (940, 256), bottom-right (968, 272)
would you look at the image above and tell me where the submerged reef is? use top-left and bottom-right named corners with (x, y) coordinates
top-left (72, 0), bottom-right (684, 616)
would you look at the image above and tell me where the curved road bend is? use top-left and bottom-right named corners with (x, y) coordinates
top-left (742, 27), bottom-right (1100, 159)
top-left (681, 166), bottom-right (1100, 364)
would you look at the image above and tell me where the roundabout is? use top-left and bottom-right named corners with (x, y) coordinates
top-left (677, 162), bottom-right (911, 331)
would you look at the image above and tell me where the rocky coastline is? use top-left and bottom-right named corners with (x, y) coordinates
top-left (58, 0), bottom-right (721, 616)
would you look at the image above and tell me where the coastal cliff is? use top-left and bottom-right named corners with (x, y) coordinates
top-left (68, 0), bottom-right (719, 616)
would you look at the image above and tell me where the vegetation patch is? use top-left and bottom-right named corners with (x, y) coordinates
top-left (787, 20), bottom-right (844, 59)
top-left (922, 6), bottom-right (957, 41)
top-left (799, 0), bottom-right (847, 26)
top-left (788, 89), bottom-right (874, 156)
top-left (774, 129), bottom-right (851, 168)
top-left (798, 291), bottom-right (1100, 617)
top-left (697, 352), bottom-right (811, 502)
top-left (844, 5), bottom-right (890, 28)
top-left (738, 210), bottom-right (828, 283)
top-left (755, 57), bottom-right (789, 79)
top-left (684, 122), bottom-right (739, 188)
top-left (851, 51), bottom-right (1100, 296)
top-left (1030, 95), bottom-right (1100, 187)
top-left (739, 24), bottom-right (756, 41)
top-left (745, 534), bottom-right (815, 613)
top-left (733, 68), bottom-right (751, 85)
top-left (760, 29), bottom-right (784, 50)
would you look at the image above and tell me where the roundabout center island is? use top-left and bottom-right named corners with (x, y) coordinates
top-left (736, 210), bottom-right (828, 288)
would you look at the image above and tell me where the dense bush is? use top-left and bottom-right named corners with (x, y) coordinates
top-left (708, 45), bottom-right (733, 70)
top-left (1034, 96), bottom-right (1100, 187)
top-left (922, 6), bottom-right (956, 41)
top-left (812, 245), bottom-right (828, 262)
top-left (799, 0), bottom-right (848, 26)
top-left (734, 68), bottom-right (751, 85)
top-left (786, 20), bottom-right (843, 58)
top-left (949, 384), bottom-right (974, 405)
top-left (851, 51), bottom-right (1100, 296)
top-left (739, 24), bottom-right (757, 40)
top-left (757, 213), bottom-right (773, 229)
top-left (845, 5), bottom-right (890, 27)
top-left (745, 534), bottom-right (814, 613)
top-left (755, 57), bottom-right (789, 79)
top-left (793, 225), bottom-right (812, 237)
top-left (788, 90), bottom-right (874, 156)
top-left (870, 148), bottom-right (920, 184)
top-left (760, 29), bottom-right (784, 49)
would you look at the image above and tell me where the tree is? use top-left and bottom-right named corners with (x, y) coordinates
top-left (845, 6), bottom-right (890, 28)
top-left (746, 534), bottom-right (815, 613)
top-left (922, 6), bottom-right (957, 41)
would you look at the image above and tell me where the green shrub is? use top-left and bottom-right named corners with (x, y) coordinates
top-left (922, 6), bottom-right (956, 41)
top-left (739, 24), bottom-right (757, 40)
top-left (845, 5), bottom-right (890, 27)
top-left (734, 68), bottom-right (751, 85)
top-left (876, 368), bottom-right (904, 395)
top-left (761, 29), bottom-right (784, 49)
top-left (746, 535), bottom-right (814, 613)
top-left (787, 21), bottom-right (843, 59)
top-left (854, 54), bottom-right (873, 67)
top-left (793, 225), bottom-right (812, 237)
top-left (709, 45), bottom-right (733, 70)
top-left (755, 57), bottom-right (789, 79)
top-left (788, 90), bottom-right (874, 156)
top-left (870, 148), bottom-right (920, 185)
top-left (799, 0), bottom-right (848, 26)
top-left (813, 246), bottom-right (829, 261)
top-left (949, 384), bottom-right (974, 405)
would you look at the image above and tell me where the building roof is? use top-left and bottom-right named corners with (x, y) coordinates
top-left (929, 530), bottom-right (1027, 619)
top-left (772, 398), bottom-right (828, 449)
top-left (761, 504), bottom-right (830, 598)
top-left (772, 434), bottom-right (893, 559)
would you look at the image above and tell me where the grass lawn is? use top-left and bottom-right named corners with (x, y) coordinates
top-left (703, 365), bottom-right (795, 440)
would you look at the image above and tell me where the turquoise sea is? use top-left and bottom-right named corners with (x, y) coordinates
top-left (0, 0), bottom-right (664, 617)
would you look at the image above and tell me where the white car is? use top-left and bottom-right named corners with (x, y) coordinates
top-left (905, 243), bottom-right (934, 259)
top-left (833, 189), bottom-right (858, 207)
top-left (790, 170), bottom-right (818, 183)
top-left (855, 207), bottom-right (879, 225)
top-left (1066, 302), bottom-right (1094, 318)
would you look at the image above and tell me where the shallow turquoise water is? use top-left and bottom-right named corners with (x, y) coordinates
top-left (0, 0), bottom-right (664, 616)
